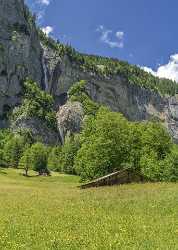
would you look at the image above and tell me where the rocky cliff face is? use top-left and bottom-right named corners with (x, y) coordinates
top-left (48, 54), bottom-right (165, 120)
top-left (11, 116), bottom-right (60, 145)
top-left (1, 0), bottom-right (178, 143)
top-left (56, 101), bottom-right (84, 143)
top-left (0, 0), bottom-right (43, 127)
top-left (44, 51), bottom-right (178, 142)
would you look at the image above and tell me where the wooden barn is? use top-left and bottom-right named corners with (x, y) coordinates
top-left (80, 168), bottom-right (145, 189)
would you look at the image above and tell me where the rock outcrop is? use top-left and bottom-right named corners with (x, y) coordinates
top-left (165, 96), bottom-right (178, 143)
top-left (56, 101), bottom-right (84, 143)
top-left (11, 116), bottom-right (60, 145)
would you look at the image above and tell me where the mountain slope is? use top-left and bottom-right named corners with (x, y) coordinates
top-left (1, 0), bottom-right (178, 142)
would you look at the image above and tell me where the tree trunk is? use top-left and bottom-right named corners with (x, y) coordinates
top-left (24, 168), bottom-right (28, 177)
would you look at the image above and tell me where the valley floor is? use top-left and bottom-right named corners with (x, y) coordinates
top-left (0, 168), bottom-right (177, 250)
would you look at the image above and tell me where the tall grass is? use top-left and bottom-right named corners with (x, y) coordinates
top-left (0, 168), bottom-right (177, 249)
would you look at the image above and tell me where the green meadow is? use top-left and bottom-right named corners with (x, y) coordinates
top-left (0, 168), bottom-right (177, 250)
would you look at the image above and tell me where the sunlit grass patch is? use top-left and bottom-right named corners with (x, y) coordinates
top-left (0, 168), bottom-right (177, 249)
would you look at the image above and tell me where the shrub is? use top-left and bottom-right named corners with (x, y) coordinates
top-left (0, 130), bottom-right (12, 167)
top-left (60, 135), bottom-right (80, 175)
top-left (29, 143), bottom-right (49, 175)
top-left (3, 135), bottom-right (27, 168)
top-left (165, 146), bottom-right (178, 181)
top-left (69, 80), bottom-right (100, 116)
top-left (47, 146), bottom-right (62, 171)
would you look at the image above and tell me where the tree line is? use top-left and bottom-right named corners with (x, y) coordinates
top-left (0, 80), bottom-right (177, 182)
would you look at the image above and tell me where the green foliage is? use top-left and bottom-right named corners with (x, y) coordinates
top-left (75, 107), bottom-right (131, 181)
top-left (47, 135), bottom-right (80, 174)
top-left (0, 129), bottom-right (12, 149)
top-left (47, 146), bottom-right (62, 171)
top-left (69, 80), bottom-right (100, 116)
top-left (28, 143), bottom-right (49, 175)
top-left (3, 135), bottom-right (28, 168)
top-left (0, 130), bottom-right (12, 166)
top-left (19, 148), bottom-right (32, 176)
top-left (64, 46), bottom-right (178, 96)
top-left (38, 28), bottom-right (66, 54)
top-left (74, 105), bottom-right (177, 182)
top-left (140, 122), bottom-right (172, 159)
top-left (68, 80), bottom-right (86, 97)
top-left (60, 135), bottom-right (80, 175)
top-left (136, 122), bottom-right (174, 181)
top-left (128, 121), bottom-right (175, 181)
top-left (127, 123), bottom-right (143, 170)
top-left (24, 5), bottom-right (36, 29)
top-left (14, 128), bottom-right (35, 145)
top-left (11, 79), bottom-right (57, 131)
top-left (167, 145), bottom-right (178, 181)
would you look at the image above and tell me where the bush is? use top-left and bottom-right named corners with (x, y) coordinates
top-left (68, 80), bottom-right (86, 98)
top-left (68, 80), bottom-right (100, 116)
top-left (60, 135), bottom-right (80, 175)
top-left (47, 146), bottom-right (62, 171)
top-left (3, 135), bottom-right (28, 168)
top-left (29, 143), bottom-right (49, 175)
top-left (0, 129), bottom-right (12, 167)
top-left (165, 146), bottom-right (178, 181)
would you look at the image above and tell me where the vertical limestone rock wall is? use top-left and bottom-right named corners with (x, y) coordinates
top-left (44, 52), bottom-right (166, 120)
top-left (43, 51), bottom-right (178, 142)
top-left (0, 0), bottom-right (43, 127)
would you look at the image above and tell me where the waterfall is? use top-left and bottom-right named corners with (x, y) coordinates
top-left (42, 52), bottom-right (48, 91)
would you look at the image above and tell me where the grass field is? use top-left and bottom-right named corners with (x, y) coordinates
top-left (0, 168), bottom-right (177, 250)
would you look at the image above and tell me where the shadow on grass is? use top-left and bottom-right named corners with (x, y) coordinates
top-left (19, 173), bottom-right (51, 178)
top-left (19, 173), bottom-right (40, 178)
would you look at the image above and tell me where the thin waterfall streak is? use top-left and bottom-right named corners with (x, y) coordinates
top-left (42, 51), bottom-right (48, 91)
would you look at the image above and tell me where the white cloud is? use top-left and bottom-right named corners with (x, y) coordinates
top-left (38, 0), bottom-right (51, 6)
top-left (142, 66), bottom-right (157, 77)
top-left (142, 54), bottom-right (178, 83)
top-left (42, 26), bottom-right (54, 36)
top-left (96, 25), bottom-right (124, 49)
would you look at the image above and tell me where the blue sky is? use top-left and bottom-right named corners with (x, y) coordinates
top-left (26, 0), bottom-right (178, 82)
